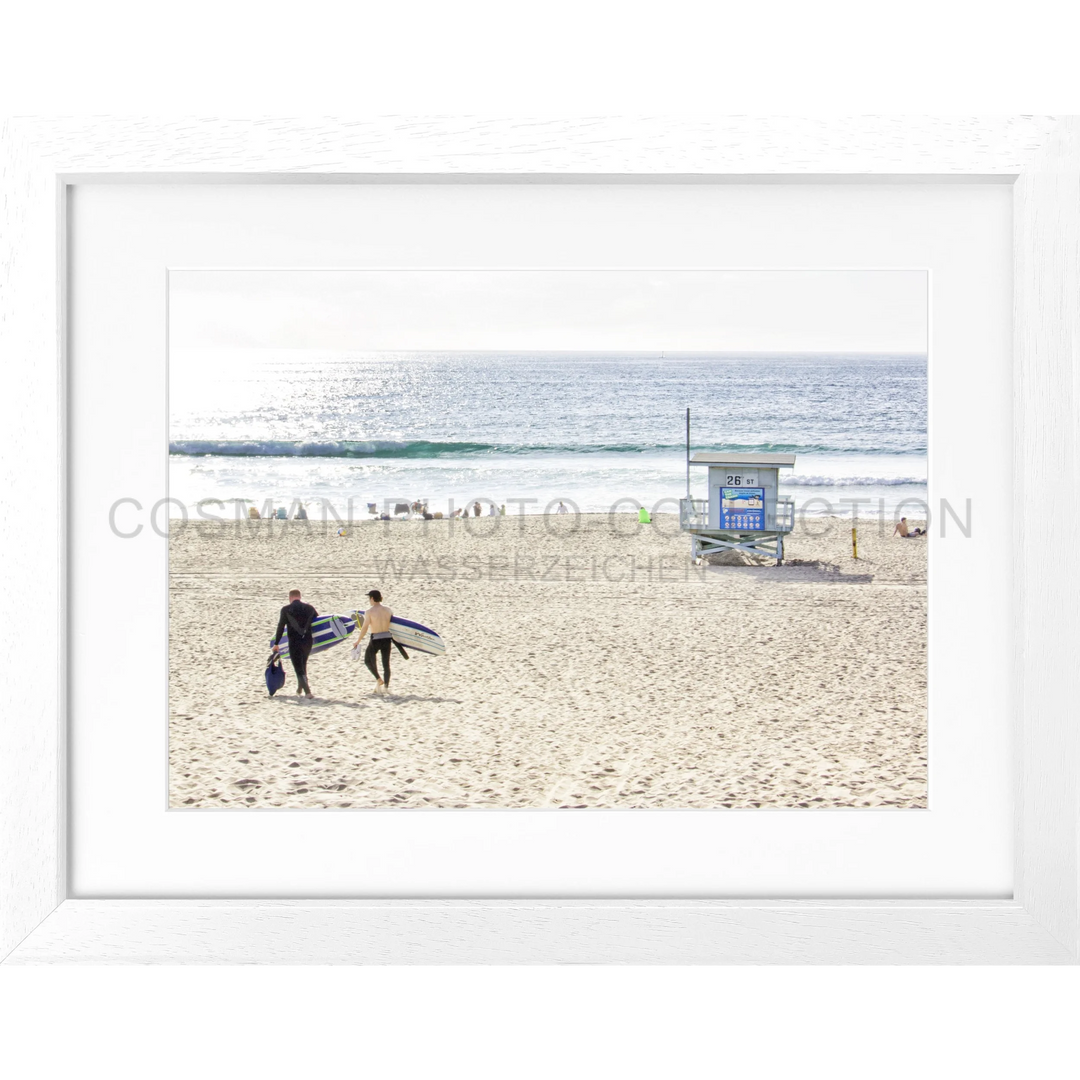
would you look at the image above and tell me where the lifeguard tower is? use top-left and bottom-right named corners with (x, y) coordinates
top-left (678, 415), bottom-right (796, 563)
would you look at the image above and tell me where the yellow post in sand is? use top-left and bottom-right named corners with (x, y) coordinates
top-left (852, 522), bottom-right (858, 559)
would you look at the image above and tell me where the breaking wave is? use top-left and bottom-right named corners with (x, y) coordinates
top-left (169, 439), bottom-right (925, 459)
top-left (783, 475), bottom-right (926, 487)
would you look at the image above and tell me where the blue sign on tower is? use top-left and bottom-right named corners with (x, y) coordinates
top-left (720, 487), bottom-right (765, 531)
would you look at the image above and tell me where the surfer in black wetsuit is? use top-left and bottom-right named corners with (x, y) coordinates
top-left (272, 589), bottom-right (318, 698)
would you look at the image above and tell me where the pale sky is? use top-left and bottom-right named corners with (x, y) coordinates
top-left (169, 269), bottom-right (927, 354)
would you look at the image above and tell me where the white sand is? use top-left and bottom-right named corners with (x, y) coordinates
top-left (169, 513), bottom-right (926, 809)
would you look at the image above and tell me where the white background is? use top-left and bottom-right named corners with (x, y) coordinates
top-left (71, 181), bottom-right (1008, 900)
top-left (171, 266), bottom-right (928, 352)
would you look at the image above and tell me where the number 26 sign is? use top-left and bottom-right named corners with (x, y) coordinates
top-left (725, 473), bottom-right (758, 487)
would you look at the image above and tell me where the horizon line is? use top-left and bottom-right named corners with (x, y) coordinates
top-left (170, 347), bottom-right (928, 357)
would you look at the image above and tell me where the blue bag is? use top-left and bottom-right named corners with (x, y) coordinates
top-left (265, 653), bottom-right (286, 696)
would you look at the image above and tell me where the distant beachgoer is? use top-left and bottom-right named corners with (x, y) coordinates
top-left (500, 505), bottom-right (506, 516)
top-left (557, 501), bottom-right (569, 515)
top-left (271, 589), bottom-right (318, 698)
top-left (295, 504), bottom-right (308, 520)
top-left (488, 503), bottom-right (497, 516)
top-left (367, 503), bottom-right (378, 516)
top-left (248, 505), bottom-right (261, 519)
top-left (473, 501), bottom-right (481, 517)
top-left (275, 506), bottom-right (287, 521)
top-left (894, 518), bottom-right (928, 540)
top-left (638, 506), bottom-right (651, 524)
top-left (354, 589), bottom-right (393, 693)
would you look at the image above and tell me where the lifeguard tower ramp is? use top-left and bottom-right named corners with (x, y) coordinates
top-left (679, 452), bottom-right (796, 563)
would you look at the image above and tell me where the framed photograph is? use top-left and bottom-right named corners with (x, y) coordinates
top-left (1, 117), bottom-right (1076, 963)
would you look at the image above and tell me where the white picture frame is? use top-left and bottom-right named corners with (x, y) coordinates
top-left (1, 116), bottom-right (1075, 964)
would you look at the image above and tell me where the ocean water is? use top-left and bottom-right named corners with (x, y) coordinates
top-left (168, 351), bottom-right (927, 518)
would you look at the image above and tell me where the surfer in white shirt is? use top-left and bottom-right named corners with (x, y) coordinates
top-left (355, 589), bottom-right (393, 693)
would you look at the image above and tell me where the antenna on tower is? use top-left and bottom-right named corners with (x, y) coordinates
top-left (685, 407), bottom-right (691, 500)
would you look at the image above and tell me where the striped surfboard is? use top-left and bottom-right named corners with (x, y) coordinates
top-left (273, 611), bottom-right (445, 659)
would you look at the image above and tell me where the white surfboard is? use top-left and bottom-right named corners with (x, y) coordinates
top-left (385, 613), bottom-right (446, 657)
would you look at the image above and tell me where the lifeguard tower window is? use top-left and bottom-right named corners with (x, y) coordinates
top-left (680, 451), bottom-right (796, 564)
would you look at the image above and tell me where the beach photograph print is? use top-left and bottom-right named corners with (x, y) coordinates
top-left (168, 269), bottom-right (928, 810)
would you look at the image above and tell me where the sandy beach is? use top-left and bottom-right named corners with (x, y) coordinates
top-left (169, 512), bottom-right (926, 810)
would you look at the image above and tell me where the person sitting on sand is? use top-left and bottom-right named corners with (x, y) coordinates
top-left (354, 589), bottom-right (393, 694)
top-left (294, 503), bottom-right (308, 520)
top-left (271, 589), bottom-right (318, 699)
top-left (488, 503), bottom-right (497, 516)
top-left (248, 505), bottom-right (261, 519)
top-left (893, 517), bottom-right (925, 538)
top-left (473, 501), bottom-right (481, 517)
top-left (557, 501), bottom-right (569, 515)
